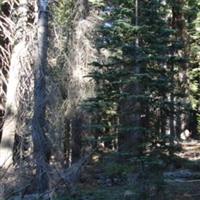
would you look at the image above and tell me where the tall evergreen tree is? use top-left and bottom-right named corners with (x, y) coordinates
top-left (187, 0), bottom-right (200, 135)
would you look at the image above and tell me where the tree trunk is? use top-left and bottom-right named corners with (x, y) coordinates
top-left (132, 0), bottom-right (142, 155)
top-left (71, 113), bottom-right (82, 163)
top-left (32, 0), bottom-right (50, 193)
top-left (0, 0), bottom-right (28, 168)
top-left (119, 0), bottom-right (142, 156)
top-left (170, 0), bottom-right (188, 144)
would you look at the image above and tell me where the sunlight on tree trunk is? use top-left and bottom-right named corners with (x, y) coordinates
top-left (0, 0), bottom-right (28, 168)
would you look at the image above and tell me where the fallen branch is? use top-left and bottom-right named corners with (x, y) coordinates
top-left (165, 179), bottom-right (200, 183)
top-left (164, 170), bottom-right (200, 179)
top-left (59, 148), bottom-right (96, 195)
top-left (4, 183), bottom-right (31, 200)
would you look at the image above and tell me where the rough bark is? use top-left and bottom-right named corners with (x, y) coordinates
top-left (32, 0), bottom-right (50, 193)
top-left (0, 0), bottom-right (28, 168)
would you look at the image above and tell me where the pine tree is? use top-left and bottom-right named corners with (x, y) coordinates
top-left (187, 0), bottom-right (200, 135)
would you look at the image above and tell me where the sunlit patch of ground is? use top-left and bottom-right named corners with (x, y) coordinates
top-left (164, 139), bottom-right (200, 199)
top-left (175, 140), bottom-right (200, 161)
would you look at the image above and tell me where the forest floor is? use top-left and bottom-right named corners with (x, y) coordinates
top-left (165, 140), bottom-right (200, 200)
top-left (68, 140), bottom-right (200, 200)
top-left (3, 140), bottom-right (200, 200)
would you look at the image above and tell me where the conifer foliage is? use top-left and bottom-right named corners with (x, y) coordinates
top-left (85, 0), bottom-right (200, 155)
top-left (0, 0), bottom-right (199, 198)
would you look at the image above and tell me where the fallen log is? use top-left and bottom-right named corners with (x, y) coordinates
top-left (164, 169), bottom-right (200, 179)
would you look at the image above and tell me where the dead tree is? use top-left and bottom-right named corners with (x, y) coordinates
top-left (0, 0), bottom-right (29, 168)
top-left (32, 0), bottom-right (51, 193)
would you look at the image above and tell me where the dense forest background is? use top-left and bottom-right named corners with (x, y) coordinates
top-left (0, 0), bottom-right (199, 199)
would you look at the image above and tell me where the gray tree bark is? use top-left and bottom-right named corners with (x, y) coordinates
top-left (0, 0), bottom-right (29, 168)
top-left (32, 0), bottom-right (51, 193)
